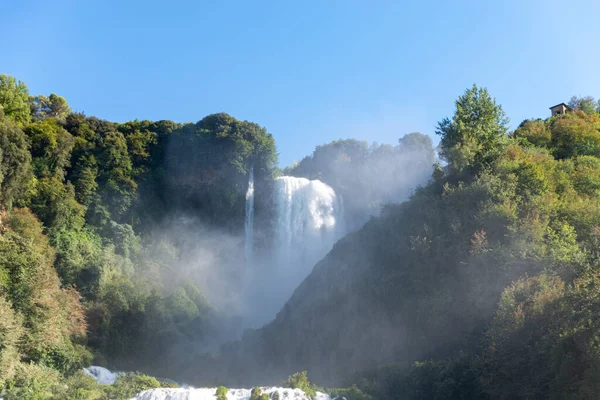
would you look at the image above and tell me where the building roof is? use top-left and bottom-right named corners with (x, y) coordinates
top-left (549, 103), bottom-right (571, 110)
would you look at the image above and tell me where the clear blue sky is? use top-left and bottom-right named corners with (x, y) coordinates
top-left (2, 0), bottom-right (600, 167)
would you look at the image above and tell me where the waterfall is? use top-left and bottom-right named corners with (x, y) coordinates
top-left (274, 176), bottom-right (341, 277)
top-left (244, 165), bottom-right (254, 264)
top-left (242, 175), bottom-right (343, 325)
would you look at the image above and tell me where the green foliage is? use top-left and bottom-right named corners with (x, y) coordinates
top-left (0, 296), bottom-right (24, 388)
top-left (30, 94), bottom-right (71, 123)
top-left (162, 113), bottom-right (277, 229)
top-left (97, 130), bottom-right (137, 220)
top-left (49, 227), bottom-right (104, 295)
top-left (551, 111), bottom-right (600, 159)
top-left (62, 371), bottom-right (107, 400)
top-left (232, 87), bottom-right (600, 398)
top-left (568, 95), bottom-right (600, 115)
top-left (216, 385), bottom-right (228, 400)
top-left (168, 286), bottom-right (201, 322)
top-left (477, 274), bottom-right (600, 398)
top-left (572, 155), bottom-right (600, 197)
top-left (282, 371), bottom-right (317, 398)
top-left (104, 373), bottom-right (162, 400)
top-left (0, 209), bottom-right (91, 376)
top-left (2, 367), bottom-right (177, 400)
top-left (3, 73), bottom-right (600, 400)
top-left (0, 74), bottom-right (31, 126)
top-left (437, 84), bottom-right (508, 172)
top-left (24, 119), bottom-right (74, 178)
top-left (117, 120), bottom-right (158, 174)
top-left (29, 177), bottom-right (85, 230)
top-left (0, 117), bottom-right (32, 209)
top-left (71, 155), bottom-right (99, 206)
top-left (0, 78), bottom-right (274, 379)
top-left (512, 119), bottom-right (551, 148)
top-left (250, 387), bottom-right (269, 400)
top-left (329, 384), bottom-right (374, 400)
top-left (3, 363), bottom-right (62, 400)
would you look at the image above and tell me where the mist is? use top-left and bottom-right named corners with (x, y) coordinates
top-left (143, 132), bottom-right (436, 339)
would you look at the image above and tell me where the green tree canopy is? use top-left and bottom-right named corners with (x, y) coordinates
top-left (568, 95), bottom-right (600, 115)
top-left (436, 84), bottom-right (508, 173)
top-left (0, 75), bottom-right (31, 126)
top-left (24, 119), bottom-right (75, 178)
top-left (0, 118), bottom-right (32, 209)
top-left (30, 93), bottom-right (71, 122)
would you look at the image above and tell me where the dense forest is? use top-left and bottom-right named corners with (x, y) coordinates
top-left (0, 73), bottom-right (282, 397)
top-left (0, 73), bottom-right (432, 398)
top-left (221, 87), bottom-right (600, 399)
top-left (217, 88), bottom-right (600, 399)
top-left (2, 71), bottom-right (600, 399)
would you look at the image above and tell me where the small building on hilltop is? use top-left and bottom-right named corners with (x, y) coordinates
top-left (550, 103), bottom-right (571, 117)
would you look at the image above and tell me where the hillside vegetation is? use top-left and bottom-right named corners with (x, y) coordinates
top-left (0, 73), bottom-right (431, 397)
top-left (2, 71), bottom-right (600, 399)
top-left (0, 74), bottom-right (279, 396)
top-left (223, 88), bottom-right (600, 399)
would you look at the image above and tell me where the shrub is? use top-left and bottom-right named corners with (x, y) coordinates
top-left (64, 371), bottom-right (107, 400)
top-left (104, 373), bottom-right (162, 400)
top-left (3, 363), bottom-right (62, 400)
top-left (282, 371), bottom-right (316, 398)
top-left (250, 387), bottom-right (269, 400)
top-left (329, 385), bottom-right (374, 400)
top-left (216, 385), bottom-right (228, 400)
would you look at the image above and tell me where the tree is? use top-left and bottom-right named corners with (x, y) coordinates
top-left (24, 119), bottom-right (75, 178)
top-left (0, 209), bottom-right (90, 374)
top-left (250, 387), bottom-right (269, 400)
top-left (398, 132), bottom-right (436, 169)
top-left (97, 130), bottom-right (137, 220)
top-left (30, 93), bottom-right (71, 122)
top-left (0, 118), bottom-right (32, 209)
top-left (118, 120), bottom-right (158, 174)
top-left (216, 385), bottom-right (228, 400)
top-left (550, 111), bottom-right (600, 159)
top-left (28, 177), bottom-right (85, 230)
top-left (512, 119), bottom-right (551, 148)
top-left (282, 371), bottom-right (317, 398)
top-left (0, 296), bottom-right (24, 388)
top-left (0, 75), bottom-right (31, 126)
top-left (568, 95), bottom-right (599, 115)
top-left (572, 156), bottom-right (600, 197)
top-left (398, 132), bottom-right (434, 155)
top-left (436, 84), bottom-right (509, 173)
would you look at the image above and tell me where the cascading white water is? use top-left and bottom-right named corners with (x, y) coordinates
top-left (240, 175), bottom-right (344, 326)
top-left (244, 165), bottom-right (255, 264)
top-left (83, 366), bottom-right (120, 384)
top-left (243, 176), bottom-right (342, 324)
top-left (131, 387), bottom-right (333, 400)
top-left (274, 176), bottom-right (341, 277)
top-left (83, 366), bottom-right (336, 400)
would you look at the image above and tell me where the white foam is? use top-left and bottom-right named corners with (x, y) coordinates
top-left (83, 365), bottom-right (121, 384)
top-left (274, 176), bottom-right (342, 275)
top-left (130, 387), bottom-right (332, 400)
